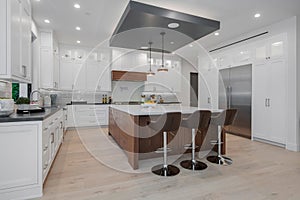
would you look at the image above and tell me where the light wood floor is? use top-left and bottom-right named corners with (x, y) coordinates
top-left (41, 128), bottom-right (300, 200)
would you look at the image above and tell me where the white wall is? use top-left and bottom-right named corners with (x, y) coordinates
top-left (207, 16), bottom-right (299, 151)
top-left (296, 16), bottom-right (300, 151)
top-left (111, 81), bottom-right (144, 102)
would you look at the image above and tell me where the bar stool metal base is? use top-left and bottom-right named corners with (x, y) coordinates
top-left (180, 160), bottom-right (208, 171)
top-left (207, 155), bottom-right (233, 166)
top-left (151, 164), bottom-right (180, 177)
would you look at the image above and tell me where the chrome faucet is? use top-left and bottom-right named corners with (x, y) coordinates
top-left (30, 90), bottom-right (42, 104)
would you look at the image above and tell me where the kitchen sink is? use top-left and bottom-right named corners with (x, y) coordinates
top-left (16, 105), bottom-right (45, 114)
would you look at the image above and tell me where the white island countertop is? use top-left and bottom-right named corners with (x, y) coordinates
top-left (110, 105), bottom-right (223, 116)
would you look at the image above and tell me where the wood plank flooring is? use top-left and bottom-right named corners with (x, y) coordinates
top-left (41, 128), bottom-right (300, 200)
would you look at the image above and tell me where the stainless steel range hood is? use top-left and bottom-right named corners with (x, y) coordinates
top-left (110, 1), bottom-right (220, 52)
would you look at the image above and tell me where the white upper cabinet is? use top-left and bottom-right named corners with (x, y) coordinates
top-left (59, 47), bottom-right (111, 91)
top-left (212, 43), bottom-right (254, 70)
top-left (111, 49), bottom-right (147, 72)
top-left (213, 52), bottom-right (232, 69)
top-left (0, 0), bottom-right (32, 82)
top-left (59, 60), bottom-right (82, 90)
top-left (39, 30), bottom-right (60, 89)
top-left (86, 60), bottom-right (111, 91)
top-left (254, 33), bottom-right (287, 64)
top-left (0, 0), bottom-right (7, 75)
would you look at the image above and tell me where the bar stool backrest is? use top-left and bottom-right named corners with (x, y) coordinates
top-left (149, 112), bottom-right (182, 132)
top-left (198, 110), bottom-right (212, 132)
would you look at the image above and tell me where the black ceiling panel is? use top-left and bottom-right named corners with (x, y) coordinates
top-left (110, 1), bottom-right (220, 52)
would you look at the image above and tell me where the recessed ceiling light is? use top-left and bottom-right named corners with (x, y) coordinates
top-left (76, 26), bottom-right (81, 31)
top-left (140, 46), bottom-right (148, 50)
top-left (254, 13), bottom-right (261, 18)
top-left (74, 3), bottom-right (81, 9)
top-left (214, 32), bottom-right (220, 36)
top-left (189, 44), bottom-right (193, 47)
top-left (44, 19), bottom-right (50, 24)
top-left (168, 22), bottom-right (180, 29)
top-left (36, 0), bottom-right (41, 2)
top-left (170, 42), bottom-right (175, 45)
top-left (272, 41), bottom-right (283, 46)
top-left (77, 40), bottom-right (81, 44)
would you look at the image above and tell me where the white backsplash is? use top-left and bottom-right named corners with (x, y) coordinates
top-left (0, 80), bottom-right (12, 99)
top-left (112, 81), bottom-right (145, 102)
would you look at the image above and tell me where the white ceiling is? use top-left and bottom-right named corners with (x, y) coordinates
top-left (32, 0), bottom-right (300, 50)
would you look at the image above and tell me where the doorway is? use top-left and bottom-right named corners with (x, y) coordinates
top-left (190, 73), bottom-right (198, 107)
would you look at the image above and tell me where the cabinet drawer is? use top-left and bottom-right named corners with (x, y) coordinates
top-left (74, 105), bottom-right (95, 112)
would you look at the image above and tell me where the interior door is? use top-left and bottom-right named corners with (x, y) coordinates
top-left (190, 72), bottom-right (198, 107)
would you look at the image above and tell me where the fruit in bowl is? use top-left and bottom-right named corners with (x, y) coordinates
top-left (141, 100), bottom-right (157, 108)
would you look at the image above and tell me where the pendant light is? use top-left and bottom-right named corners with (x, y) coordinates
top-left (157, 32), bottom-right (168, 72)
top-left (147, 42), bottom-right (155, 76)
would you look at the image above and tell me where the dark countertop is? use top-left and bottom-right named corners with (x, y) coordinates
top-left (0, 107), bottom-right (62, 123)
top-left (66, 102), bottom-right (111, 105)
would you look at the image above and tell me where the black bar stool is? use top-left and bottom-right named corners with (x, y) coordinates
top-left (149, 112), bottom-right (182, 177)
top-left (207, 109), bottom-right (237, 166)
top-left (180, 110), bottom-right (211, 171)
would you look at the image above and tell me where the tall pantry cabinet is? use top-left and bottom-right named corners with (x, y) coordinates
top-left (252, 33), bottom-right (287, 145)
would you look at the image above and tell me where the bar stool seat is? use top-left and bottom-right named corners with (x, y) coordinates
top-left (149, 112), bottom-right (182, 177)
top-left (207, 109), bottom-right (237, 166)
top-left (180, 110), bottom-right (211, 171)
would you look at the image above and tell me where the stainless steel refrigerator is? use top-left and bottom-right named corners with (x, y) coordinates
top-left (219, 64), bottom-right (252, 138)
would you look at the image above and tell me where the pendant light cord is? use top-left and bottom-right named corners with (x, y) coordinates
top-left (161, 32), bottom-right (165, 68)
top-left (149, 42), bottom-right (152, 72)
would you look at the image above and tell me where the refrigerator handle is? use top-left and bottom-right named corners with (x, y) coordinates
top-left (227, 86), bottom-right (232, 109)
top-left (265, 98), bottom-right (268, 107)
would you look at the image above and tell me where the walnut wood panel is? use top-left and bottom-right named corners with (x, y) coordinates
top-left (112, 70), bottom-right (147, 81)
top-left (109, 108), bottom-right (226, 169)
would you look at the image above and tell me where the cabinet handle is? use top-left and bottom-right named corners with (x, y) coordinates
top-left (44, 163), bottom-right (48, 170)
top-left (51, 133), bottom-right (54, 144)
top-left (49, 122), bottom-right (54, 125)
top-left (43, 127), bottom-right (48, 131)
top-left (43, 145), bottom-right (48, 151)
top-left (22, 65), bottom-right (27, 77)
top-left (267, 98), bottom-right (271, 107)
top-left (55, 118), bottom-right (59, 121)
top-left (208, 97), bottom-right (211, 104)
top-left (265, 99), bottom-right (267, 107)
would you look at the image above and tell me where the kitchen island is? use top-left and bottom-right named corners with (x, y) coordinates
top-left (109, 105), bottom-right (223, 169)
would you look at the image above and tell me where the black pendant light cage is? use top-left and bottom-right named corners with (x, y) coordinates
top-left (147, 41), bottom-right (155, 76)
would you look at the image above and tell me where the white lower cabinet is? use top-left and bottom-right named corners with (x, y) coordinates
top-left (0, 109), bottom-right (64, 200)
top-left (42, 110), bottom-right (63, 182)
top-left (252, 58), bottom-right (287, 145)
top-left (0, 122), bottom-right (42, 200)
top-left (67, 105), bottom-right (109, 128)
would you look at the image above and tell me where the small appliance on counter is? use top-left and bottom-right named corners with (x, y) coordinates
top-left (43, 95), bottom-right (52, 107)
top-left (0, 99), bottom-right (14, 117)
top-left (50, 94), bottom-right (57, 106)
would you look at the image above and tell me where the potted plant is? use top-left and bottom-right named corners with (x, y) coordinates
top-left (15, 97), bottom-right (30, 110)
